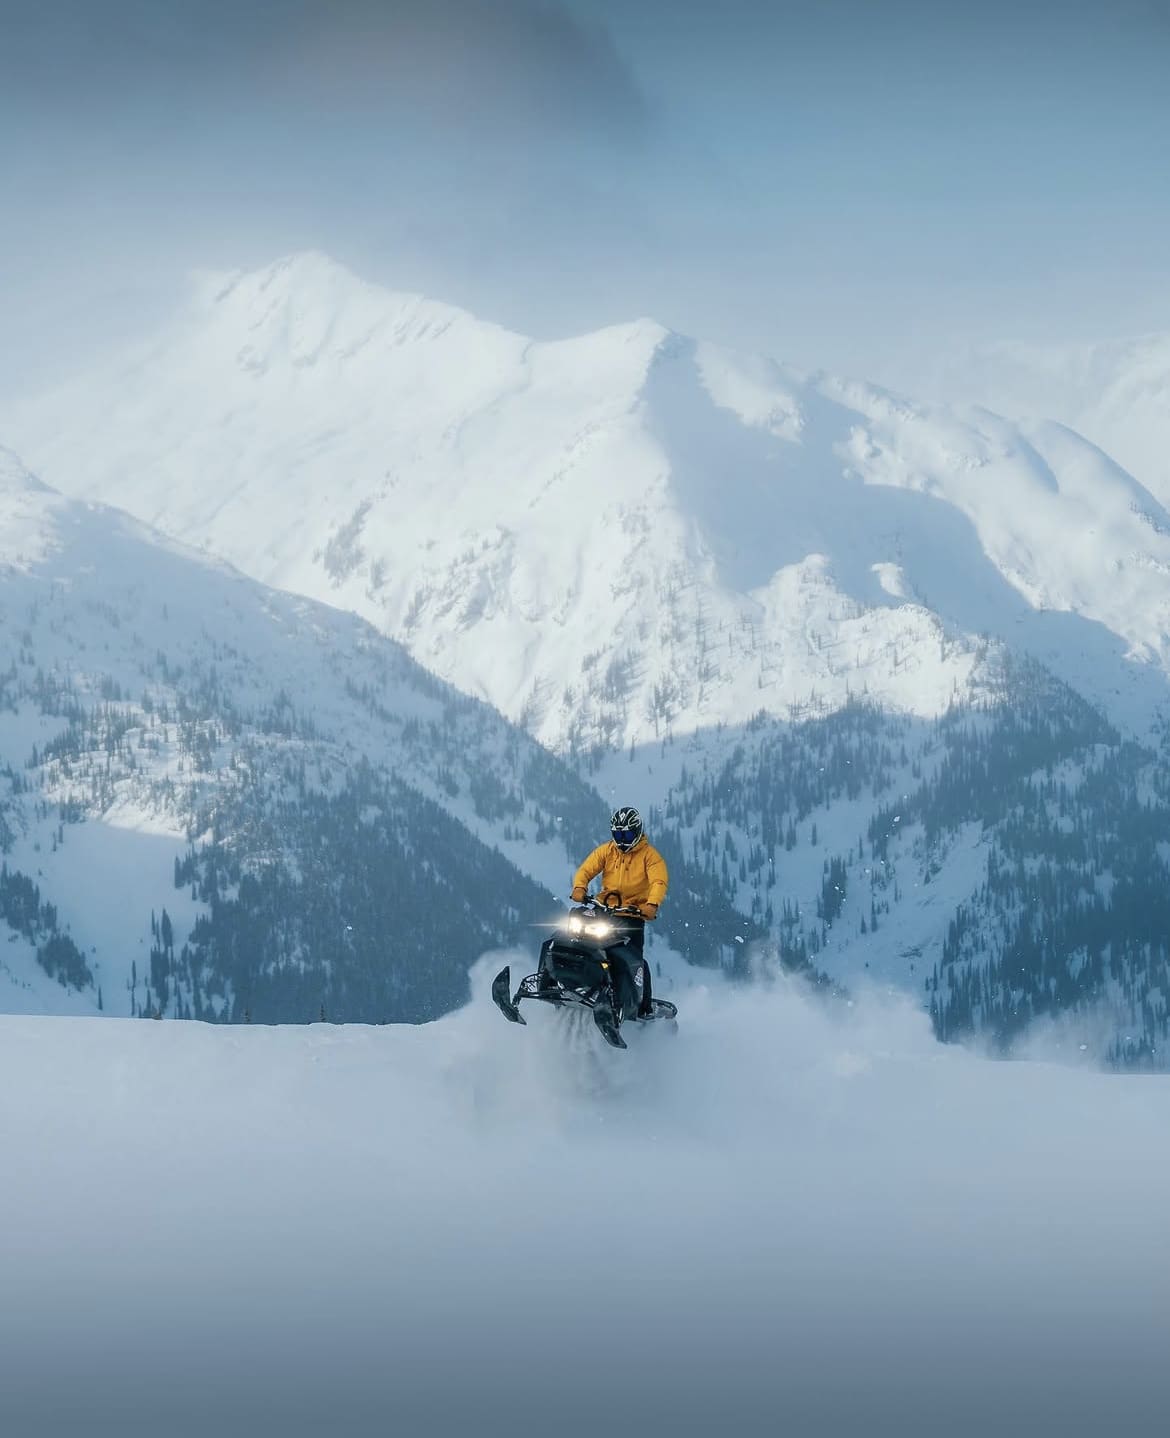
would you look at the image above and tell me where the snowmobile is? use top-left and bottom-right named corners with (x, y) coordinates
top-left (492, 900), bottom-right (678, 1050)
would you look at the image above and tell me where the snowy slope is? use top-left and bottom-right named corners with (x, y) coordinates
top-left (927, 332), bottom-right (1170, 511)
top-left (1, 978), bottom-right (1168, 1437)
top-left (8, 253), bottom-right (1170, 753)
top-left (0, 446), bottom-right (630, 1020)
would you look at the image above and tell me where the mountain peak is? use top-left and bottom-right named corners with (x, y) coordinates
top-left (181, 251), bottom-right (527, 381)
top-left (0, 446), bottom-right (50, 496)
top-left (197, 250), bottom-right (391, 311)
top-left (7, 251), bottom-right (1170, 745)
top-left (927, 330), bottom-right (1170, 506)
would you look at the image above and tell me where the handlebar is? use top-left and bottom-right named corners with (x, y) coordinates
top-left (578, 898), bottom-right (646, 918)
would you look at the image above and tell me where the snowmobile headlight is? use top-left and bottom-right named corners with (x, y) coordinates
top-left (566, 916), bottom-right (584, 934)
top-left (585, 921), bottom-right (613, 940)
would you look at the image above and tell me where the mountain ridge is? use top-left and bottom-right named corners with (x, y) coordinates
top-left (921, 330), bottom-right (1170, 509)
top-left (14, 251), bottom-right (1170, 753)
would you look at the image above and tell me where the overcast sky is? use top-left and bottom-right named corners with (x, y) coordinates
top-left (1, 0), bottom-right (1168, 395)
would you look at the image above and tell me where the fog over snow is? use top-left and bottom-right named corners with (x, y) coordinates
top-left (1, 963), bottom-right (1166, 1438)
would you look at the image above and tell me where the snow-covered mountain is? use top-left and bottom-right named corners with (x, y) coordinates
top-left (8, 252), bottom-right (1170, 756)
top-left (9, 255), bottom-right (1170, 1064)
top-left (925, 332), bottom-right (1170, 511)
top-left (0, 446), bottom-right (742, 1022)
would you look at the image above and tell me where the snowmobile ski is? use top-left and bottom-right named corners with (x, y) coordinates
top-left (491, 966), bottom-right (526, 1025)
top-left (633, 998), bottom-right (678, 1023)
top-left (590, 987), bottom-right (627, 1049)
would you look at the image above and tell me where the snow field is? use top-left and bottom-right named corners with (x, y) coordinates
top-left (1, 962), bottom-right (1167, 1437)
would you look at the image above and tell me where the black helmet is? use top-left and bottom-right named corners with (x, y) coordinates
top-left (610, 807), bottom-right (643, 852)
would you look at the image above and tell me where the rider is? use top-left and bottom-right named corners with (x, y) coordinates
top-left (569, 807), bottom-right (668, 1018)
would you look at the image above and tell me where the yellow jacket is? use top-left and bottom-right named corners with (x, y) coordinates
top-left (572, 837), bottom-right (669, 912)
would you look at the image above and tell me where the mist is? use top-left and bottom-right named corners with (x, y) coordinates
top-left (2, 0), bottom-right (1169, 400)
top-left (1, 960), bottom-right (1167, 1437)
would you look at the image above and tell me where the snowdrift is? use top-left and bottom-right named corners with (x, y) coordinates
top-left (1, 962), bottom-right (1167, 1437)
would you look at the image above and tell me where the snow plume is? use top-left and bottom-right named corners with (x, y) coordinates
top-left (1009, 999), bottom-right (1150, 1070)
top-left (1, 969), bottom-right (1167, 1438)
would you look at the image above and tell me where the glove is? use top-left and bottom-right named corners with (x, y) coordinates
top-left (638, 902), bottom-right (659, 920)
top-left (569, 885), bottom-right (587, 903)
